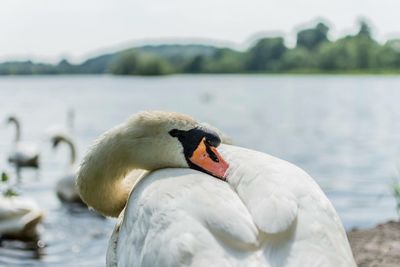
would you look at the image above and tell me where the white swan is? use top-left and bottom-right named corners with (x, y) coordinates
top-left (0, 173), bottom-right (43, 239)
top-left (0, 196), bottom-right (43, 239)
top-left (7, 116), bottom-right (40, 176)
top-left (51, 134), bottom-right (82, 204)
top-left (77, 111), bottom-right (356, 267)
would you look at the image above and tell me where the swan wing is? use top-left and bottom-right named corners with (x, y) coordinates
top-left (221, 145), bottom-right (298, 234)
top-left (110, 168), bottom-right (267, 267)
top-left (106, 146), bottom-right (356, 267)
top-left (220, 145), bottom-right (356, 267)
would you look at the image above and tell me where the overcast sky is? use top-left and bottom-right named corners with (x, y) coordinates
top-left (1, 0), bottom-right (400, 63)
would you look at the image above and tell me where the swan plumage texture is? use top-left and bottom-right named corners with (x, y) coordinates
top-left (77, 111), bottom-right (356, 267)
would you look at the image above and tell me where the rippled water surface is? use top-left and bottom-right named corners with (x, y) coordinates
top-left (0, 75), bottom-right (400, 266)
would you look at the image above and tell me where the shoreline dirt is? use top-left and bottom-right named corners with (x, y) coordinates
top-left (348, 220), bottom-right (400, 267)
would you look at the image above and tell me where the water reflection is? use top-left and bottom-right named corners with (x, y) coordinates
top-left (0, 238), bottom-right (44, 263)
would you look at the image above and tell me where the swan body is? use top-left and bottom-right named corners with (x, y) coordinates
top-left (51, 134), bottom-right (82, 204)
top-left (77, 111), bottom-right (356, 267)
top-left (8, 142), bottom-right (39, 168)
top-left (55, 171), bottom-right (81, 203)
top-left (7, 116), bottom-right (40, 171)
top-left (0, 196), bottom-right (43, 239)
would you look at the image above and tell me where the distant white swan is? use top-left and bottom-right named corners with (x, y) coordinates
top-left (7, 116), bottom-right (40, 177)
top-left (51, 134), bottom-right (82, 204)
top-left (0, 196), bottom-right (43, 239)
top-left (0, 172), bottom-right (43, 239)
top-left (77, 111), bottom-right (356, 267)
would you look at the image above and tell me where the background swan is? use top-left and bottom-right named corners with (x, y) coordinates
top-left (51, 134), bottom-right (82, 204)
top-left (0, 172), bottom-right (43, 239)
top-left (77, 111), bottom-right (356, 267)
top-left (6, 116), bottom-right (40, 178)
top-left (0, 196), bottom-right (43, 239)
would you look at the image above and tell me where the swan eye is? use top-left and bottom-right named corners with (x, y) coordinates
top-left (204, 135), bottom-right (220, 148)
top-left (205, 139), bottom-right (212, 146)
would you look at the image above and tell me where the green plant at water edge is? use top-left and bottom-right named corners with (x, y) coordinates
top-left (1, 172), bottom-right (8, 182)
top-left (1, 171), bottom-right (18, 197)
top-left (3, 188), bottom-right (18, 197)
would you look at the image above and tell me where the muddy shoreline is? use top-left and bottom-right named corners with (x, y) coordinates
top-left (348, 220), bottom-right (400, 267)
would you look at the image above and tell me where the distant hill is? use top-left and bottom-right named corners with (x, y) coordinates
top-left (0, 61), bottom-right (60, 75)
top-left (0, 44), bottom-right (218, 75)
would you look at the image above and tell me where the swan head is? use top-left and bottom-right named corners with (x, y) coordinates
top-left (51, 134), bottom-right (74, 148)
top-left (77, 111), bottom-right (230, 216)
top-left (121, 111), bottom-right (229, 179)
top-left (51, 135), bottom-right (64, 148)
top-left (6, 116), bottom-right (21, 142)
top-left (168, 126), bottom-right (228, 179)
top-left (6, 116), bottom-right (19, 127)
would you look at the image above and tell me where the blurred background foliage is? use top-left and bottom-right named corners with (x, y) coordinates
top-left (2, 19), bottom-right (400, 76)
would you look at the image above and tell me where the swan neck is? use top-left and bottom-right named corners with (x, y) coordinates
top-left (54, 136), bottom-right (77, 167)
top-left (10, 119), bottom-right (21, 142)
top-left (77, 125), bottom-right (152, 217)
top-left (62, 138), bottom-right (77, 166)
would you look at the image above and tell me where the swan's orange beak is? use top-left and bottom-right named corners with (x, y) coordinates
top-left (189, 138), bottom-right (229, 180)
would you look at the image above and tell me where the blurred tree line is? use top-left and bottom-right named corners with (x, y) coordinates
top-left (2, 19), bottom-right (400, 75)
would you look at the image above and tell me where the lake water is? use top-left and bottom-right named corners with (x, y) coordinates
top-left (0, 74), bottom-right (399, 266)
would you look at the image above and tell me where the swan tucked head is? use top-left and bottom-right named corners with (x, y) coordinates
top-left (121, 111), bottom-right (229, 179)
top-left (77, 111), bottom-right (230, 216)
top-left (168, 125), bottom-right (229, 179)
